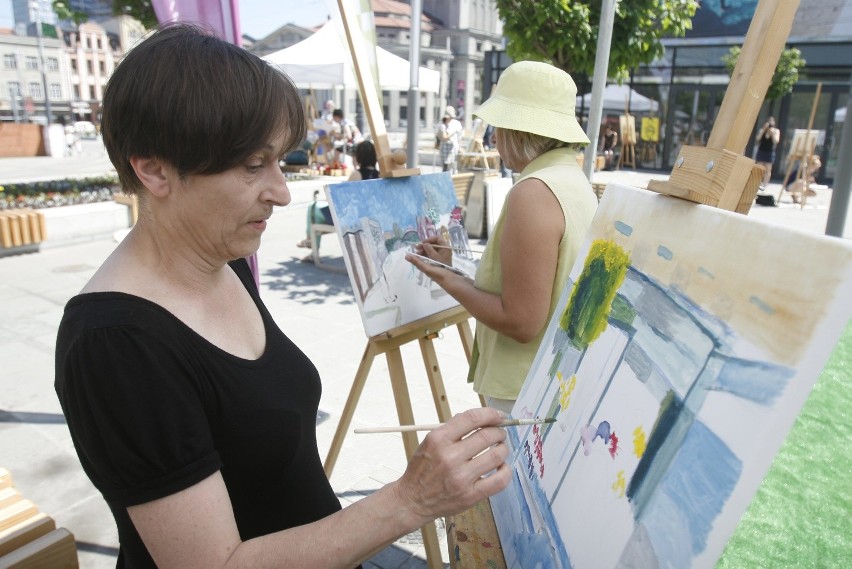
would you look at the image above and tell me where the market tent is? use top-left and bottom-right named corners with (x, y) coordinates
top-left (264, 22), bottom-right (440, 94)
top-left (835, 106), bottom-right (846, 122)
top-left (577, 84), bottom-right (660, 114)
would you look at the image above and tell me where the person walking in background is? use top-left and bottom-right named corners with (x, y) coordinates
top-left (54, 24), bottom-right (510, 569)
top-left (438, 105), bottom-right (463, 174)
top-left (407, 61), bottom-right (598, 413)
top-left (330, 109), bottom-right (353, 154)
top-left (755, 116), bottom-right (780, 190)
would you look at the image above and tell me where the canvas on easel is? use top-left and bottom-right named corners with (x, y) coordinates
top-left (490, 183), bottom-right (852, 568)
top-left (324, 172), bottom-right (475, 337)
top-left (618, 114), bottom-right (636, 169)
top-left (324, 3), bottom-right (476, 568)
top-left (778, 128), bottom-right (821, 203)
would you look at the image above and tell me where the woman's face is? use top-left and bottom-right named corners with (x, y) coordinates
top-left (169, 132), bottom-right (291, 262)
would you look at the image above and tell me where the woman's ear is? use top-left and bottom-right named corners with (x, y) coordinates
top-left (129, 156), bottom-right (171, 197)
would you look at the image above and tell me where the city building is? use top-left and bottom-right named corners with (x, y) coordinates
top-left (1, 0), bottom-right (145, 127)
top-left (627, 0), bottom-right (851, 186)
top-left (420, 0), bottom-right (503, 129)
top-left (11, 0), bottom-right (56, 29)
top-left (63, 16), bottom-right (146, 124)
top-left (0, 28), bottom-right (67, 123)
top-left (484, 0), bottom-right (850, 186)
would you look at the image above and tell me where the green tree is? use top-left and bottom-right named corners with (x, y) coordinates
top-left (722, 46), bottom-right (806, 101)
top-left (560, 239), bottom-right (630, 350)
top-left (495, 0), bottom-right (698, 82)
top-left (52, 1), bottom-right (158, 29)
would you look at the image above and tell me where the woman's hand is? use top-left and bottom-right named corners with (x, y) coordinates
top-left (406, 236), bottom-right (457, 283)
top-left (393, 408), bottom-right (511, 524)
top-left (413, 236), bottom-right (453, 265)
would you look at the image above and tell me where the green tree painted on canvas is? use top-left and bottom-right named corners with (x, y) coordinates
top-left (494, 0), bottom-right (698, 82)
top-left (560, 240), bottom-right (630, 350)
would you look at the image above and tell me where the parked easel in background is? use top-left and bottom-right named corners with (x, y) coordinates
top-left (324, 3), bottom-right (473, 568)
top-left (778, 83), bottom-right (822, 208)
top-left (447, 0), bottom-right (800, 566)
top-left (617, 112), bottom-right (636, 169)
top-left (639, 115), bottom-right (660, 166)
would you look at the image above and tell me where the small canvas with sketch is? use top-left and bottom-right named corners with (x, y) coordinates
top-left (325, 172), bottom-right (477, 337)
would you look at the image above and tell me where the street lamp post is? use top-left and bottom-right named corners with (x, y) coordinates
top-left (32, 0), bottom-right (52, 126)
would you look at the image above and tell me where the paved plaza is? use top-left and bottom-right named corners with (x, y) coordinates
top-left (0, 140), bottom-right (847, 568)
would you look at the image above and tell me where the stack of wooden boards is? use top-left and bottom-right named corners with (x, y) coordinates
top-left (0, 467), bottom-right (78, 569)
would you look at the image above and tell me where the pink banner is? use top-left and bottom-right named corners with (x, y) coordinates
top-left (151, 0), bottom-right (242, 46)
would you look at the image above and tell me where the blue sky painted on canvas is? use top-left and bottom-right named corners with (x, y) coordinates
top-left (327, 174), bottom-right (456, 234)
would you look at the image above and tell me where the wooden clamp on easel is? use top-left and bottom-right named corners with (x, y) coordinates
top-left (447, 0), bottom-right (800, 567)
top-left (326, 3), bottom-right (474, 568)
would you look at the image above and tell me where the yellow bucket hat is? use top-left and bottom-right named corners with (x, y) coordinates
top-left (474, 61), bottom-right (589, 145)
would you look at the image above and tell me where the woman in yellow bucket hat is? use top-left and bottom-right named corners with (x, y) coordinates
top-left (408, 61), bottom-right (598, 411)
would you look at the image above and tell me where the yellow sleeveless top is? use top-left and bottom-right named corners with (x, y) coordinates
top-left (470, 147), bottom-right (598, 399)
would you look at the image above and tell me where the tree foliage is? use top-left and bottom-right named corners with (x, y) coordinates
top-left (52, 1), bottom-right (157, 29)
top-left (495, 0), bottom-right (698, 82)
top-left (722, 46), bottom-right (806, 101)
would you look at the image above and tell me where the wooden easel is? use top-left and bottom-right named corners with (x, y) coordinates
top-left (778, 83), bottom-right (822, 208)
top-left (617, 113), bottom-right (636, 169)
top-left (327, 3), bottom-right (473, 568)
top-left (447, 0), bottom-right (800, 566)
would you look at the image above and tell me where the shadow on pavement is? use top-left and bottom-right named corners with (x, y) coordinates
top-left (263, 258), bottom-right (355, 306)
top-left (0, 409), bottom-right (66, 424)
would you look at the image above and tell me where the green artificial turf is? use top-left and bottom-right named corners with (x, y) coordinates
top-left (718, 322), bottom-right (852, 568)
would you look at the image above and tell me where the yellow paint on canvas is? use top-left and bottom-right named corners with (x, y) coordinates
top-left (633, 426), bottom-right (647, 459)
top-left (558, 373), bottom-right (577, 412)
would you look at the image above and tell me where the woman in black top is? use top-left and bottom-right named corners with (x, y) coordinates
top-left (54, 24), bottom-right (509, 569)
top-left (755, 116), bottom-right (780, 189)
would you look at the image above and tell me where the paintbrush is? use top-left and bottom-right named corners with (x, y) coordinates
top-left (354, 417), bottom-right (555, 434)
top-left (416, 243), bottom-right (483, 255)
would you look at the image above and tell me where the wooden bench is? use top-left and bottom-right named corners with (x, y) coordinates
top-left (0, 467), bottom-right (78, 569)
top-left (112, 192), bottom-right (138, 225)
top-left (0, 209), bottom-right (47, 250)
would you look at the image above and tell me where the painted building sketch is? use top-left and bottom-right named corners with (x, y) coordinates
top-left (325, 172), bottom-right (475, 337)
top-left (492, 183), bottom-right (852, 569)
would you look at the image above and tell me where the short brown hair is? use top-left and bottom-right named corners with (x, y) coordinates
top-left (102, 24), bottom-right (305, 194)
top-left (495, 128), bottom-right (583, 166)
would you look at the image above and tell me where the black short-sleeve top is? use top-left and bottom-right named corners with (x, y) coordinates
top-left (55, 259), bottom-right (343, 568)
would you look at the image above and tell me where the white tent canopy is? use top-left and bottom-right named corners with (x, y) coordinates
top-left (264, 22), bottom-right (440, 94)
top-left (577, 84), bottom-right (660, 114)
